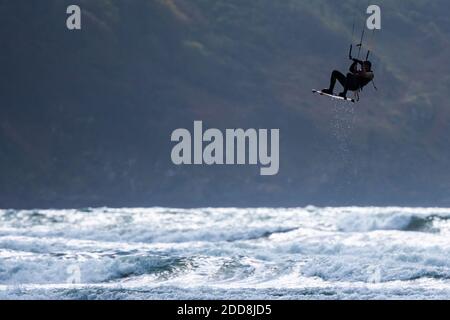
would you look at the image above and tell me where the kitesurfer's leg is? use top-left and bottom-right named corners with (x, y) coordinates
top-left (339, 73), bottom-right (356, 98)
top-left (323, 70), bottom-right (346, 95)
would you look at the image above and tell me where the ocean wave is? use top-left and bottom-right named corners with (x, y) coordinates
top-left (333, 208), bottom-right (450, 233)
top-left (1, 207), bottom-right (450, 299)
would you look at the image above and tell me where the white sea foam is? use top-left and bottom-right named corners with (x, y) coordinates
top-left (1, 207), bottom-right (450, 299)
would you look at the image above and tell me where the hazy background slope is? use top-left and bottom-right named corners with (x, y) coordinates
top-left (1, 0), bottom-right (450, 208)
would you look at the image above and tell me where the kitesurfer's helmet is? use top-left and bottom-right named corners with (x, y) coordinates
top-left (363, 61), bottom-right (372, 71)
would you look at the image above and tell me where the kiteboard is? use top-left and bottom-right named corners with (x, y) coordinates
top-left (312, 89), bottom-right (355, 103)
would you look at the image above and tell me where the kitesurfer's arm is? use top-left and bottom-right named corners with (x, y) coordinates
top-left (350, 58), bottom-right (366, 74)
top-left (353, 59), bottom-right (374, 79)
top-left (349, 60), bottom-right (358, 73)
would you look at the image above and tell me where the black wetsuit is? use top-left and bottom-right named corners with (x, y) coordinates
top-left (328, 60), bottom-right (374, 96)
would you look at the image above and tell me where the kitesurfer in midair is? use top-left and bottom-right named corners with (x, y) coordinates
top-left (321, 59), bottom-right (374, 99)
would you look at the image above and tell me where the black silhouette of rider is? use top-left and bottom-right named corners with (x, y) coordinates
top-left (322, 59), bottom-right (374, 98)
